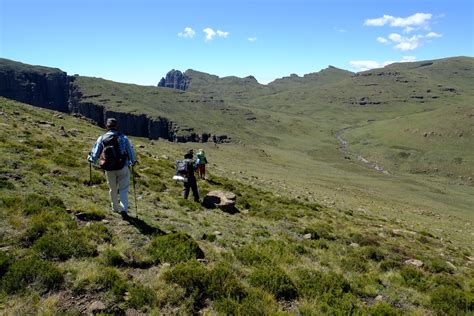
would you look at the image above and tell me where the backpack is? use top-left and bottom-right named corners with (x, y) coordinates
top-left (99, 133), bottom-right (126, 171)
top-left (176, 159), bottom-right (194, 178)
top-left (196, 151), bottom-right (207, 165)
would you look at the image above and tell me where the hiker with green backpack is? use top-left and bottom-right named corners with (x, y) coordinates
top-left (88, 118), bottom-right (137, 215)
top-left (175, 149), bottom-right (200, 202)
top-left (195, 148), bottom-right (208, 180)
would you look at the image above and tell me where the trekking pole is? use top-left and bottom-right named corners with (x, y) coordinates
top-left (89, 161), bottom-right (93, 199)
top-left (131, 164), bottom-right (138, 218)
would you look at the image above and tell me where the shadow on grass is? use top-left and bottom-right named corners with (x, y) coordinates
top-left (121, 213), bottom-right (166, 236)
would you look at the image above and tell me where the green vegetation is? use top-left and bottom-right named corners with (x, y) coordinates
top-left (0, 56), bottom-right (473, 314)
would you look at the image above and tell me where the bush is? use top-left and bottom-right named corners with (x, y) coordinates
top-left (363, 246), bottom-right (385, 262)
top-left (341, 254), bottom-right (368, 273)
top-left (349, 233), bottom-right (380, 246)
top-left (163, 260), bottom-right (209, 310)
top-left (234, 245), bottom-right (271, 266)
top-left (0, 251), bottom-right (11, 277)
top-left (426, 258), bottom-right (455, 274)
top-left (96, 267), bottom-right (128, 297)
top-left (33, 230), bottom-right (96, 261)
top-left (1, 256), bottom-right (63, 293)
top-left (303, 224), bottom-right (335, 240)
top-left (128, 284), bottom-right (157, 309)
top-left (430, 285), bottom-right (474, 314)
top-left (380, 259), bottom-right (402, 272)
top-left (0, 179), bottom-right (14, 190)
top-left (102, 248), bottom-right (127, 267)
top-left (149, 233), bottom-right (204, 264)
top-left (400, 266), bottom-right (427, 290)
top-left (207, 263), bottom-right (246, 301)
top-left (249, 265), bottom-right (298, 300)
top-left (22, 194), bottom-right (66, 215)
top-left (367, 302), bottom-right (401, 315)
top-left (295, 269), bottom-right (351, 299)
top-left (214, 288), bottom-right (277, 315)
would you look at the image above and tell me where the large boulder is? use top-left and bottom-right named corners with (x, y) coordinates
top-left (203, 190), bottom-right (238, 213)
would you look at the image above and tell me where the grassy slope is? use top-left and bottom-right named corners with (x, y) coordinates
top-left (74, 57), bottom-right (474, 247)
top-left (1, 98), bottom-right (473, 314)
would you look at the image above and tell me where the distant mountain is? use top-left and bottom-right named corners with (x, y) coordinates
top-left (268, 66), bottom-right (354, 89)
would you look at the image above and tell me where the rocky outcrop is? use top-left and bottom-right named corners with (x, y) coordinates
top-left (203, 190), bottom-right (238, 213)
top-left (0, 63), bottom-right (70, 112)
top-left (0, 59), bottom-right (227, 143)
top-left (158, 69), bottom-right (190, 90)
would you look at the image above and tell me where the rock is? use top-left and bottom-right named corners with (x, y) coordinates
top-left (202, 190), bottom-right (238, 213)
top-left (158, 69), bottom-right (190, 90)
top-left (404, 259), bottom-right (424, 267)
top-left (88, 301), bottom-right (106, 313)
top-left (350, 243), bottom-right (360, 248)
top-left (303, 233), bottom-right (312, 240)
top-left (375, 295), bottom-right (383, 301)
top-left (446, 261), bottom-right (456, 270)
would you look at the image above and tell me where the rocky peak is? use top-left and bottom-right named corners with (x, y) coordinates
top-left (157, 69), bottom-right (190, 91)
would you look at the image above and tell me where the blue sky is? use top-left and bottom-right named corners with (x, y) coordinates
top-left (1, 0), bottom-right (473, 85)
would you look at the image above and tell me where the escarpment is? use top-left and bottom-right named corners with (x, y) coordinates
top-left (0, 58), bottom-right (228, 143)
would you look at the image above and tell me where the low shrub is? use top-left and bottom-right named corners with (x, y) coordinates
top-left (349, 232), bottom-right (380, 246)
top-left (363, 246), bottom-right (385, 262)
top-left (128, 284), bottom-right (157, 309)
top-left (149, 232), bottom-right (204, 264)
top-left (249, 265), bottom-right (298, 300)
top-left (400, 265), bottom-right (427, 290)
top-left (0, 179), bottom-right (14, 190)
top-left (214, 288), bottom-right (277, 315)
top-left (1, 256), bottom-right (63, 294)
top-left (234, 245), bottom-right (271, 266)
top-left (295, 269), bottom-right (351, 299)
top-left (367, 302), bottom-right (401, 315)
top-left (33, 230), bottom-right (96, 261)
top-left (22, 194), bottom-right (66, 215)
top-left (96, 267), bottom-right (128, 297)
top-left (426, 258), bottom-right (455, 274)
top-left (102, 248), bottom-right (127, 267)
top-left (0, 251), bottom-right (11, 277)
top-left (380, 259), bottom-right (402, 272)
top-left (430, 285), bottom-right (474, 314)
top-left (341, 254), bottom-right (368, 273)
top-left (303, 224), bottom-right (335, 240)
top-left (163, 260), bottom-right (209, 311)
top-left (207, 263), bottom-right (247, 301)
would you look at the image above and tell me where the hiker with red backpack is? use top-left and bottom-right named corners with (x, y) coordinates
top-left (88, 118), bottom-right (137, 215)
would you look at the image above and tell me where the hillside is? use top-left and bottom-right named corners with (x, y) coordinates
top-left (1, 97), bottom-right (473, 314)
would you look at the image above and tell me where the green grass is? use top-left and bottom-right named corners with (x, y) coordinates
top-left (0, 59), bottom-right (473, 316)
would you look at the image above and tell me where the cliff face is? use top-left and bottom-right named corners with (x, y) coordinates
top-left (157, 69), bottom-right (189, 90)
top-left (0, 68), bottom-right (70, 112)
top-left (0, 60), bottom-right (227, 143)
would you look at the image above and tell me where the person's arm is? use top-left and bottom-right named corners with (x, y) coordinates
top-left (88, 136), bottom-right (103, 163)
top-left (123, 136), bottom-right (136, 165)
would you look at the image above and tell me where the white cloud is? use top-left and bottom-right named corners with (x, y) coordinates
top-left (388, 33), bottom-right (403, 42)
top-left (349, 60), bottom-right (382, 71)
top-left (349, 56), bottom-right (417, 71)
top-left (364, 13), bottom-right (432, 28)
top-left (216, 30), bottom-right (229, 38)
top-left (203, 28), bottom-right (229, 41)
top-left (426, 31), bottom-right (442, 38)
top-left (365, 12), bottom-right (442, 51)
top-left (248, 37), bottom-right (257, 42)
top-left (178, 27), bottom-right (196, 39)
top-left (334, 27), bottom-right (347, 33)
top-left (203, 28), bottom-right (216, 41)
